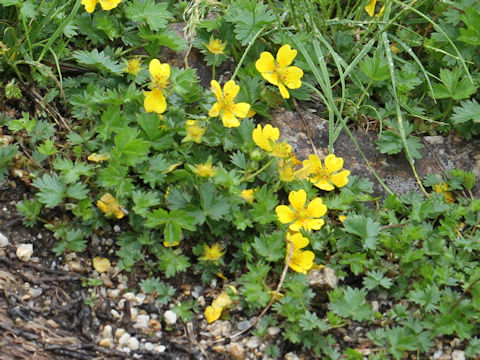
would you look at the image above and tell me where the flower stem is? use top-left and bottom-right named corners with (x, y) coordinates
top-left (241, 157), bottom-right (275, 182)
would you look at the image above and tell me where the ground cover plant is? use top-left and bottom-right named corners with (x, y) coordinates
top-left (1, 0), bottom-right (480, 358)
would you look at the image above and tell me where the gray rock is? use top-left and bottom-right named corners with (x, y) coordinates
top-left (133, 314), bottom-right (150, 329)
top-left (451, 350), bottom-right (465, 360)
top-left (245, 336), bottom-right (260, 349)
top-left (118, 332), bottom-right (131, 347)
top-left (207, 320), bottom-right (232, 337)
top-left (237, 320), bottom-right (252, 331)
top-left (0, 232), bottom-right (9, 247)
top-left (127, 337), bottom-right (140, 351)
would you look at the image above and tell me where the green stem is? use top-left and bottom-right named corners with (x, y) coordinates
top-left (356, 80), bottom-right (372, 108)
top-left (241, 157), bottom-right (274, 182)
top-left (231, 27), bottom-right (265, 81)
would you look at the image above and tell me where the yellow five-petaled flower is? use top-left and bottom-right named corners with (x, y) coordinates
top-left (208, 80), bottom-right (250, 128)
top-left (206, 38), bottom-right (226, 55)
top-left (255, 44), bottom-right (303, 99)
top-left (81, 0), bottom-right (121, 13)
top-left (303, 154), bottom-right (350, 191)
top-left (183, 120), bottom-right (206, 144)
top-left (275, 189), bottom-right (327, 232)
top-left (252, 124), bottom-right (292, 158)
top-left (144, 59), bottom-right (170, 115)
top-left (97, 193), bottom-right (125, 219)
top-left (286, 232), bottom-right (315, 274)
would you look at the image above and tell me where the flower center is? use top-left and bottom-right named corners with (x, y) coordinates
top-left (276, 65), bottom-right (290, 83)
top-left (314, 167), bottom-right (332, 180)
top-left (296, 207), bottom-right (309, 222)
top-left (153, 75), bottom-right (169, 90)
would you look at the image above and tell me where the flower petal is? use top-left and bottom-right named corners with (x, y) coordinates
top-left (276, 44), bottom-right (297, 67)
top-left (307, 198), bottom-right (327, 218)
top-left (231, 102), bottom-right (250, 118)
top-left (275, 205), bottom-right (296, 224)
top-left (261, 72), bottom-right (279, 86)
top-left (263, 124), bottom-right (280, 141)
top-left (210, 80), bottom-right (222, 100)
top-left (204, 306), bottom-right (223, 323)
top-left (324, 154), bottom-right (344, 172)
top-left (289, 250), bottom-right (315, 274)
top-left (81, 0), bottom-right (97, 12)
top-left (278, 83), bottom-right (290, 99)
top-left (208, 102), bottom-right (221, 118)
top-left (144, 89), bottom-right (167, 114)
top-left (289, 189), bottom-right (306, 211)
top-left (149, 59), bottom-right (162, 77)
top-left (252, 125), bottom-right (272, 151)
top-left (255, 51), bottom-right (276, 73)
top-left (287, 232), bottom-right (309, 251)
top-left (365, 0), bottom-right (377, 17)
top-left (331, 170), bottom-right (350, 188)
top-left (99, 0), bottom-right (121, 11)
top-left (283, 66), bottom-right (303, 89)
top-left (223, 80), bottom-right (240, 100)
top-left (221, 110), bottom-right (240, 128)
top-left (312, 179), bottom-right (335, 191)
top-left (305, 218), bottom-right (325, 231)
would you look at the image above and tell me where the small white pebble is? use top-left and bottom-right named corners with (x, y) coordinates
top-left (133, 314), bottom-right (150, 329)
top-left (144, 342), bottom-right (154, 351)
top-left (110, 309), bottom-right (121, 319)
top-left (113, 225), bottom-right (121, 232)
top-left (135, 293), bottom-right (146, 305)
top-left (130, 307), bottom-right (138, 321)
top-left (102, 325), bottom-right (113, 339)
top-left (128, 337), bottom-right (140, 351)
top-left (29, 287), bottom-right (43, 298)
top-left (164, 310), bottom-right (177, 325)
top-left (107, 289), bottom-right (121, 298)
top-left (452, 350), bottom-right (465, 360)
top-left (0, 233), bottom-right (10, 247)
top-left (123, 292), bottom-right (136, 301)
top-left (37, 233), bottom-right (43, 239)
top-left (118, 332), bottom-right (131, 346)
top-left (16, 244), bottom-right (33, 262)
top-left (115, 328), bottom-right (126, 339)
top-left (154, 345), bottom-right (166, 353)
top-left (2, 206), bottom-right (7, 211)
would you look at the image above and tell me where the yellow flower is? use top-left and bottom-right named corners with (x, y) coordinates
top-left (271, 141), bottom-right (293, 159)
top-left (88, 152), bottom-right (110, 162)
top-left (183, 120), bottom-right (206, 144)
top-left (201, 243), bottom-right (225, 262)
top-left (0, 41), bottom-right (9, 54)
top-left (163, 240), bottom-right (180, 247)
top-left (194, 159), bottom-right (217, 178)
top-left (255, 44), bottom-right (304, 99)
top-left (81, 0), bottom-right (121, 13)
top-left (277, 159), bottom-right (309, 182)
top-left (339, 215), bottom-right (347, 223)
top-left (144, 59), bottom-right (170, 114)
top-left (97, 193), bottom-right (125, 219)
top-left (124, 57), bottom-right (141, 75)
top-left (275, 189), bottom-right (327, 232)
top-left (144, 88), bottom-right (167, 114)
top-left (204, 305), bottom-right (223, 323)
top-left (206, 38), bottom-right (226, 55)
top-left (286, 232), bottom-right (315, 274)
top-left (240, 189), bottom-right (255, 204)
top-left (365, 0), bottom-right (377, 16)
top-left (303, 154), bottom-right (350, 191)
top-left (204, 291), bottom-right (232, 323)
top-left (252, 124), bottom-right (280, 152)
top-left (208, 80), bottom-right (251, 128)
top-left (433, 183), bottom-right (455, 203)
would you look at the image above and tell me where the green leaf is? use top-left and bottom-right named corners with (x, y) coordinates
top-left (132, 190), bottom-right (161, 217)
top-left (97, 105), bottom-right (129, 141)
top-left (343, 215), bottom-right (381, 250)
top-left (376, 130), bottom-right (403, 155)
top-left (72, 49), bottom-right (123, 75)
top-left (330, 287), bottom-right (372, 321)
top-left (139, 277), bottom-right (175, 305)
top-left (363, 270), bottom-right (393, 290)
top-left (124, 0), bottom-right (171, 31)
top-left (32, 173), bottom-right (66, 208)
top-left (198, 182), bottom-right (230, 221)
top-left (299, 311), bottom-right (328, 331)
top-left (451, 99), bottom-right (480, 124)
top-left (359, 53), bottom-right (390, 81)
top-left (156, 248), bottom-right (190, 278)
top-left (432, 68), bottom-right (477, 100)
top-left (52, 158), bottom-right (94, 183)
top-left (111, 128), bottom-right (151, 166)
top-left (98, 162), bottom-right (134, 196)
top-left (16, 198), bottom-right (42, 226)
top-left (458, 8), bottom-right (480, 45)
top-left (250, 185), bottom-right (278, 224)
top-left (407, 284), bottom-right (441, 313)
top-left (253, 231), bottom-right (285, 262)
top-left (385, 327), bottom-right (421, 359)
top-left (66, 182), bottom-right (89, 200)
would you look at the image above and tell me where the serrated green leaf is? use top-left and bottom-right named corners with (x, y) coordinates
top-left (253, 231), bottom-right (285, 262)
top-left (376, 130), bottom-right (403, 154)
top-left (53, 158), bottom-right (94, 183)
top-left (343, 215), bottom-right (381, 250)
top-left (66, 182), bottom-right (89, 200)
top-left (32, 173), bottom-right (66, 208)
top-left (111, 128), bottom-right (151, 166)
top-left (359, 53), bottom-right (390, 81)
top-left (451, 99), bottom-right (480, 124)
top-left (124, 0), bottom-right (171, 31)
top-left (73, 49), bottom-right (123, 75)
top-left (330, 287), bottom-right (372, 321)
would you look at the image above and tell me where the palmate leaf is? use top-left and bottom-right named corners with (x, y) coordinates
top-left (124, 0), bottom-right (171, 31)
top-left (72, 49), bottom-right (123, 75)
top-left (32, 173), bottom-right (66, 208)
top-left (330, 287), bottom-right (372, 321)
top-left (343, 214), bottom-right (381, 250)
top-left (451, 99), bottom-right (480, 124)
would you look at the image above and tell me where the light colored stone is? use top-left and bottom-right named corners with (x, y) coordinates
top-left (130, 307), bottom-right (138, 321)
top-left (307, 267), bottom-right (338, 289)
top-left (452, 351), bottom-right (465, 360)
top-left (114, 328), bottom-right (126, 339)
top-left (118, 332), bottom-right (131, 347)
top-left (110, 309), bottom-right (121, 319)
top-left (207, 320), bottom-right (232, 337)
top-left (237, 320), bottom-right (252, 331)
top-left (29, 287), bottom-right (43, 298)
top-left (213, 345), bottom-right (225, 353)
top-left (16, 244), bottom-right (33, 262)
top-left (371, 300), bottom-right (379, 313)
top-left (107, 289), bottom-right (121, 298)
top-left (98, 338), bottom-right (112, 347)
top-left (127, 337), bottom-right (140, 351)
top-left (123, 292), bottom-right (136, 302)
top-left (144, 342), bottom-right (154, 351)
top-left (164, 310), bottom-right (177, 325)
top-left (433, 350), bottom-right (443, 359)
top-left (285, 352), bottom-right (301, 360)
top-left (133, 314), bottom-right (150, 329)
top-left (102, 325), bottom-right (113, 339)
top-left (424, 135), bottom-right (445, 145)
top-left (154, 345), bottom-right (166, 353)
top-left (229, 342), bottom-right (245, 360)
top-left (267, 326), bottom-right (281, 336)
top-left (245, 336), bottom-right (260, 349)
top-left (135, 293), bottom-right (146, 305)
top-left (67, 261), bottom-right (84, 273)
top-left (0, 233), bottom-right (9, 247)
top-left (113, 225), bottom-right (121, 232)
